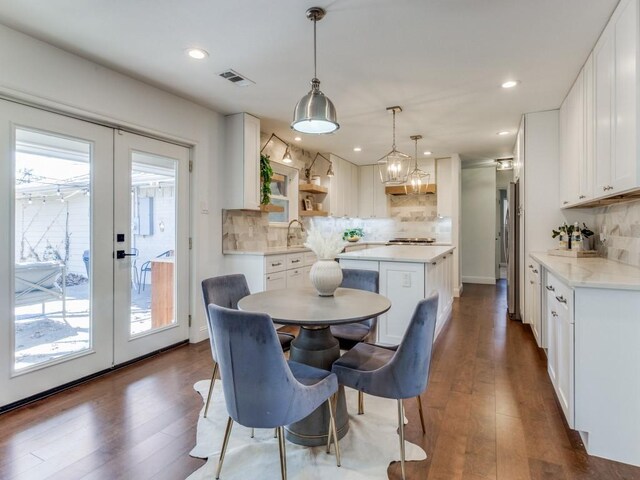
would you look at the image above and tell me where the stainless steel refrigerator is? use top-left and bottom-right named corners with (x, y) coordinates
top-left (506, 181), bottom-right (520, 320)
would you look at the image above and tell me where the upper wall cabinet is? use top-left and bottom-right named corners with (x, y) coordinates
top-left (224, 113), bottom-right (261, 210)
top-left (560, 0), bottom-right (640, 208)
top-left (358, 165), bottom-right (389, 218)
top-left (328, 155), bottom-right (360, 217)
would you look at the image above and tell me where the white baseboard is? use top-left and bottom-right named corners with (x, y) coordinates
top-left (462, 276), bottom-right (496, 285)
top-left (454, 284), bottom-right (463, 297)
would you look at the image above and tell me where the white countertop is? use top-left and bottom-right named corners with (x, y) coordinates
top-left (530, 252), bottom-right (640, 291)
top-left (223, 241), bottom-right (389, 256)
top-left (338, 245), bottom-right (455, 263)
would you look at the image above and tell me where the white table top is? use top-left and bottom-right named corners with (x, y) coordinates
top-left (237, 287), bottom-right (391, 326)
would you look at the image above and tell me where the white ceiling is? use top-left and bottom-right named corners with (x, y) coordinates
top-left (0, 0), bottom-right (618, 165)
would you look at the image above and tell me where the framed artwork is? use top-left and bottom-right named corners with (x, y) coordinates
top-left (303, 198), bottom-right (313, 211)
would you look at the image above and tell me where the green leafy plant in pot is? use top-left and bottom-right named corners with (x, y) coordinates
top-left (343, 227), bottom-right (365, 243)
top-left (260, 153), bottom-right (273, 205)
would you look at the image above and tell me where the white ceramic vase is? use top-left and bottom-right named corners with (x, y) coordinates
top-left (309, 259), bottom-right (343, 297)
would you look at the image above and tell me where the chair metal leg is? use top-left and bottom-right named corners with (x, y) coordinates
top-left (358, 391), bottom-right (364, 415)
top-left (274, 428), bottom-right (277, 438)
top-left (204, 362), bottom-right (218, 418)
top-left (397, 400), bottom-right (406, 480)
top-left (277, 426), bottom-right (287, 480)
top-left (327, 394), bottom-right (341, 467)
top-left (251, 428), bottom-right (255, 438)
top-left (215, 417), bottom-right (234, 479)
top-left (416, 395), bottom-right (426, 434)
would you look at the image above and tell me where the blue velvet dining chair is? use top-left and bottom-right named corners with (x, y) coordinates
top-left (201, 274), bottom-right (295, 419)
top-left (207, 303), bottom-right (341, 480)
top-left (330, 269), bottom-right (379, 350)
top-left (331, 294), bottom-right (438, 480)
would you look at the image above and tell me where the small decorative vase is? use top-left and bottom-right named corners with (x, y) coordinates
top-left (309, 259), bottom-right (343, 297)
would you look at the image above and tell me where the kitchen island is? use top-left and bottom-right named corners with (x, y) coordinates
top-left (338, 245), bottom-right (455, 344)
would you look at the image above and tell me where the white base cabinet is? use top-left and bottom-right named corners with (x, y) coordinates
top-left (538, 264), bottom-right (640, 467)
top-left (340, 251), bottom-right (454, 345)
top-left (526, 258), bottom-right (543, 347)
top-left (225, 251), bottom-right (316, 294)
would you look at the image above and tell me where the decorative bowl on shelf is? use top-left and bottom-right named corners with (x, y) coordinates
top-left (342, 228), bottom-right (364, 244)
top-left (346, 235), bottom-right (361, 243)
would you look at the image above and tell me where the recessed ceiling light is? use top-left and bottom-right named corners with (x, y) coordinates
top-left (294, 136), bottom-right (302, 141)
top-left (497, 131), bottom-right (511, 136)
top-left (423, 151), bottom-right (432, 155)
top-left (501, 80), bottom-right (519, 89)
top-left (353, 147), bottom-right (362, 152)
top-left (186, 48), bottom-right (208, 60)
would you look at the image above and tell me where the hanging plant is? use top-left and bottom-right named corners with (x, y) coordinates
top-left (260, 153), bottom-right (273, 205)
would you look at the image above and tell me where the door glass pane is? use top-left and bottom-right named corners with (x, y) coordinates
top-left (14, 128), bottom-right (92, 371)
top-left (130, 152), bottom-right (176, 336)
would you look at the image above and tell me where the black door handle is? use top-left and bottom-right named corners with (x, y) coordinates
top-left (116, 250), bottom-right (136, 259)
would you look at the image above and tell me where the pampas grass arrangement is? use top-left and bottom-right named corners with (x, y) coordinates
top-left (304, 219), bottom-right (347, 260)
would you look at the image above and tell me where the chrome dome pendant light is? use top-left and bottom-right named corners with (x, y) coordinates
top-left (291, 7), bottom-right (339, 135)
top-left (377, 106), bottom-right (411, 185)
top-left (406, 135), bottom-right (431, 194)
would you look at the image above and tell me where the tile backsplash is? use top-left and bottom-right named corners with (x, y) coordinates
top-left (593, 198), bottom-right (640, 268)
top-left (223, 192), bottom-right (452, 251)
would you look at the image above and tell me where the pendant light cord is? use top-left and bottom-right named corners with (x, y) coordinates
top-left (414, 138), bottom-right (418, 169)
top-left (392, 110), bottom-right (397, 150)
top-left (313, 16), bottom-right (317, 79)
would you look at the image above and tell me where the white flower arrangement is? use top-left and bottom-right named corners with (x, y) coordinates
top-left (304, 219), bottom-right (347, 260)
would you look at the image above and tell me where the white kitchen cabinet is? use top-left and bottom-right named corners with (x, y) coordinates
top-left (526, 259), bottom-right (543, 347)
top-left (357, 164), bottom-right (389, 218)
top-left (329, 155), bottom-right (359, 217)
top-left (514, 117), bottom-right (525, 182)
top-left (564, 0), bottom-right (640, 205)
top-left (225, 251), bottom-right (314, 293)
top-left (223, 112), bottom-right (261, 210)
top-left (543, 272), bottom-right (574, 428)
top-left (435, 158), bottom-right (452, 218)
top-left (378, 261), bottom-right (426, 345)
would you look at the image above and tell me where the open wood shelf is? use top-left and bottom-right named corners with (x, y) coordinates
top-left (260, 203), bottom-right (285, 213)
top-left (299, 183), bottom-right (328, 194)
top-left (300, 210), bottom-right (329, 217)
top-left (271, 173), bottom-right (286, 183)
top-left (385, 184), bottom-right (436, 195)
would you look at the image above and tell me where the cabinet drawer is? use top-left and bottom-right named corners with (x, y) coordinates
top-left (265, 271), bottom-right (286, 290)
top-left (286, 267), bottom-right (304, 288)
top-left (265, 255), bottom-right (286, 273)
top-left (545, 272), bottom-right (573, 322)
top-left (304, 252), bottom-right (317, 266)
top-left (287, 253), bottom-right (304, 268)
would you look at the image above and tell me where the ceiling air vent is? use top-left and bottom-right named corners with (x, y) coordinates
top-left (218, 69), bottom-right (255, 87)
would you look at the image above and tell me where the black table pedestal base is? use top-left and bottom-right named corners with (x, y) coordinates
top-left (285, 326), bottom-right (349, 446)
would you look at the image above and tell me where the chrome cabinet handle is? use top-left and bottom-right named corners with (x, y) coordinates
top-left (533, 269), bottom-right (538, 274)
top-left (579, 195), bottom-right (585, 199)
top-left (546, 285), bottom-right (555, 291)
top-left (529, 280), bottom-right (534, 285)
top-left (291, 259), bottom-right (300, 263)
top-left (271, 262), bottom-right (282, 267)
top-left (528, 264), bottom-right (534, 269)
top-left (563, 201), bottom-right (569, 205)
top-left (555, 295), bottom-right (567, 304)
top-left (551, 310), bottom-right (558, 317)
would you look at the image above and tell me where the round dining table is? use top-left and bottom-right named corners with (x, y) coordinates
top-left (238, 286), bottom-right (391, 446)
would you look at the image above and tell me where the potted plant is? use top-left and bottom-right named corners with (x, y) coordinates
top-left (342, 227), bottom-right (365, 243)
top-left (260, 153), bottom-right (273, 205)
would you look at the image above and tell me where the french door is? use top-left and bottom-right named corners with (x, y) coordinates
top-left (0, 100), bottom-right (190, 407)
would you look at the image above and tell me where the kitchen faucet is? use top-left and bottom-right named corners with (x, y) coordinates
top-left (287, 219), bottom-right (305, 247)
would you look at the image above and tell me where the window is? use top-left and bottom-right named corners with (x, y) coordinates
top-left (268, 164), bottom-right (298, 224)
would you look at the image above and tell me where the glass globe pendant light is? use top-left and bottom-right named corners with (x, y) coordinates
top-left (406, 135), bottom-right (431, 194)
top-left (377, 106), bottom-right (411, 184)
top-left (291, 7), bottom-right (339, 135)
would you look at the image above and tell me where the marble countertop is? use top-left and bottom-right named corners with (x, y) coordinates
top-left (223, 241), bottom-right (389, 256)
top-left (338, 245), bottom-right (455, 263)
top-left (530, 252), bottom-right (640, 291)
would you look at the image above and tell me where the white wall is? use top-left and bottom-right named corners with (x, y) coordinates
top-left (0, 24), bottom-right (226, 343)
top-left (461, 165), bottom-right (497, 284)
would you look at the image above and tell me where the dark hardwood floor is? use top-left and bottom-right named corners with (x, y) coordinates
top-left (2, 281), bottom-right (639, 479)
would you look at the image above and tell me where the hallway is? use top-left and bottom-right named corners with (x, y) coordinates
top-left (1, 283), bottom-right (639, 479)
